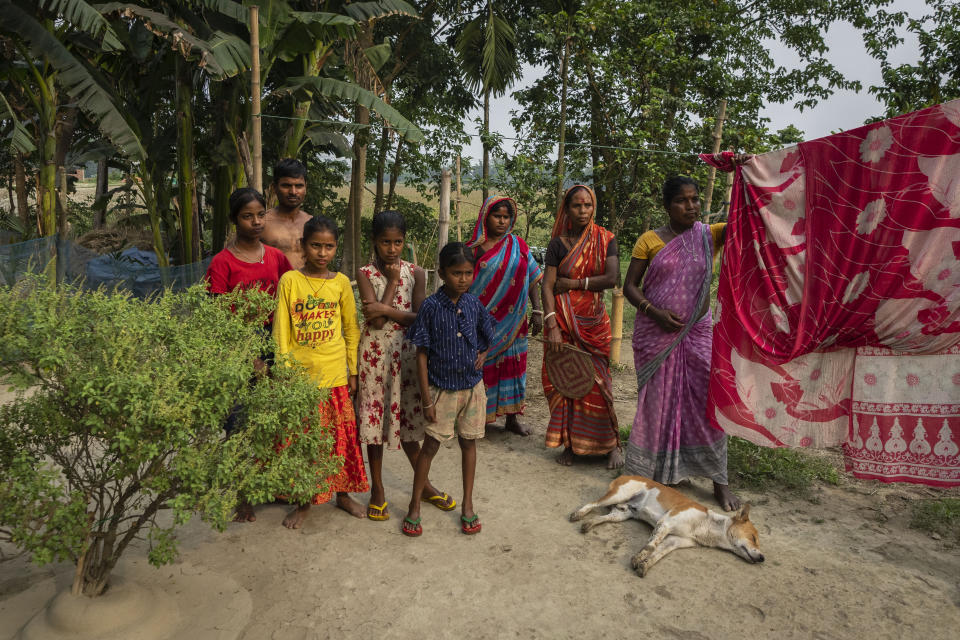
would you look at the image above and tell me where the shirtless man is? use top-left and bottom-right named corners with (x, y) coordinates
top-left (261, 158), bottom-right (313, 268)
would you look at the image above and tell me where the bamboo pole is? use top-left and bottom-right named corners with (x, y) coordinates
top-left (702, 99), bottom-right (727, 221)
top-left (437, 169), bottom-right (451, 290)
top-left (722, 157), bottom-right (735, 216)
top-left (610, 288), bottom-right (624, 365)
top-left (455, 155), bottom-right (463, 241)
top-left (250, 6), bottom-right (262, 192)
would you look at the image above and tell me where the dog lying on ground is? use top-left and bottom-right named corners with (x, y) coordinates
top-left (569, 475), bottom-right (765, 576)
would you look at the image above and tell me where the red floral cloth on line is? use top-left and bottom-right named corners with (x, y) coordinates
top-left (702, 99), bottom-right (960, 487)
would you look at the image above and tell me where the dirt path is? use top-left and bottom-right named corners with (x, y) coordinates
top-left (2, 346), bottom-right (959, 639)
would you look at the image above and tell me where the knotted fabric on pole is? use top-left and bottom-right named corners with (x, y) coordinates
top-left (702, 99), bottom-right (960, 487)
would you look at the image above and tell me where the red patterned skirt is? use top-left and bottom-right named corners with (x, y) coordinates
top-left (275, 385), bottom-right (369, 504)
top-left (311, 385), bottom-right (369, 503)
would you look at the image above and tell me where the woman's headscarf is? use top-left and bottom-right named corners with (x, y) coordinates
top-left (551, 184), bottom-right (597, 239)
top-left (467, 195), bottom-right (517, 248)
top-left (552, 185), bottom-right (609, 279)
top-left (465, 195), bottom-right (542, 360)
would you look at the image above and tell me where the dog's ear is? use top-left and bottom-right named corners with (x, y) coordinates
top-left (735, 503), bottom-right (751, 521)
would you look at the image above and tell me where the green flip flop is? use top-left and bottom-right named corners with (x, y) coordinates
top-left (402, 516), bottom-right (422, 537)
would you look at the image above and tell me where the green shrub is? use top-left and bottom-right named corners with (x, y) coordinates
top-left (0, 279), bottom-right (338, 596)
top-left (910, 498), bottom-right (960, 541)
top-left (727, 436), bottom-right (840, 497)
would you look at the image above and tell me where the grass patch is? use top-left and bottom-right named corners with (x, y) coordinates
top-left (910, 498), bottom-right (960, 541)
top-left (727, 436), bottom-right (840, 497)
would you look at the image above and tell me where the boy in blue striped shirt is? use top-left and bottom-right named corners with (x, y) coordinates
top-left (403, 242), bottom-right (494, 537)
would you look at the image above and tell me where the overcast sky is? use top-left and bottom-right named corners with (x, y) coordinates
top-left (461, 0), bottom-right (924, 160)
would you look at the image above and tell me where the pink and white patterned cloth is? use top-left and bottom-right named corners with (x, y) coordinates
top-left (702, 99), bottom-right (960, 487)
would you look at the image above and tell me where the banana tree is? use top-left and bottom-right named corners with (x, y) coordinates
top-left (255, 1), bottom-right (422, 275)
top-left (0, 0), bottom-right (136, 239)
top-left (195, 0), bottom-right (423, 257)
top-left (98, 1), bottom-right (251, 265)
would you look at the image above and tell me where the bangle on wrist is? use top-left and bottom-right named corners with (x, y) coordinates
top-left (544, 311), bottom-right (557, 322)
top-left (422, 400), bottom-right (436, 409)
top-left (584, 277), bottom-right (590, 291)
top-left (531, 309), bottom-right (543, 315)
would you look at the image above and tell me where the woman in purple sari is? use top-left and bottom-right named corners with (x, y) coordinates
top-left (623, 176), bottom-right (740, 511)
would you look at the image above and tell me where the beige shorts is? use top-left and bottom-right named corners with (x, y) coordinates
top-left (424, 381), bottom-right (486, 442)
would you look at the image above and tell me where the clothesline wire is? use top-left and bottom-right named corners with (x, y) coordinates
top-left (255, 112), bottom-right (698, 157)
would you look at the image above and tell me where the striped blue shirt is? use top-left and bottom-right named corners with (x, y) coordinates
top-left (407, 288), bottom-right (494, 390)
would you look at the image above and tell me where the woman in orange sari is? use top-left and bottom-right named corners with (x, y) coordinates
top-left (542, 185), bottom-right (623, 468)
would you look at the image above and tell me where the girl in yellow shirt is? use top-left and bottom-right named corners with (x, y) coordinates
top-left (273, 216), bottom-right (368, 529)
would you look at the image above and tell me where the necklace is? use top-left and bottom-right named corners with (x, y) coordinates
top-left (301, 269), bottom-right (333, 299)
top-left (667, 221), bottom-right (697, 256)
top-left (668, 221), bottom-right (689, 236)
top-left (231, 241), bottom-right (264, 264)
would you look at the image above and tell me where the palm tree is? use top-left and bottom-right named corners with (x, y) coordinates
top-left (550, 0), bottom-right (582, 211)
top-left (455, 0), bottom-right (521, 201)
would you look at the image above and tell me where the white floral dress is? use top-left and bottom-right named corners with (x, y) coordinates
top-left (357, 260), bottom-right (424, 446)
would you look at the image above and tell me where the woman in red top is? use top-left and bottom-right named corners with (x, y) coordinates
top-left (206, 188), bottom-right (293, 300)
top-left (205, 188), bottom-right (292, 523)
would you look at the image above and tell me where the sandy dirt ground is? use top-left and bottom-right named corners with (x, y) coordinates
top-left (1, 344), bottom-right (959, 640)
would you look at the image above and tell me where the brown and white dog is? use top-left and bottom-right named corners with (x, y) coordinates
top-left (569, 475), bottom-right (765, 576)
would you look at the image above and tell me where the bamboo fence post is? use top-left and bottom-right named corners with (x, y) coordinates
top-left (610, 288), bottom-right (625, 365)
top-left (436, 169), bottom-right (451, 290)
top-left (455, 155), bottom-right (463, 241)
top-left (702, 99), bottom-right (727, 221)
top-left (250, 6), bottom-right (262, 192)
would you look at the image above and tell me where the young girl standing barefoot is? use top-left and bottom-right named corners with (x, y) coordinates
top-left (206, 188), bottom-right (292, 523)
top-left (402, 242), bottom-right (494, 537)
top-left (356, 211), bottom-right (457, 521)
top-left (273, 216), bottom-right (369, 529)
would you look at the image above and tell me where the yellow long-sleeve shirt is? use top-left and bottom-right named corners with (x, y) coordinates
top-left (273, 270), bottom-right (359, 389)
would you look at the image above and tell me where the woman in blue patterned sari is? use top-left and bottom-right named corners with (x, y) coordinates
top-left (467, 196), bottom-right (544, 435)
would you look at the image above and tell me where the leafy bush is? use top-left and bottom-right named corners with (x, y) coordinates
top-left (0, 279), bottom-right (337, 596)
top-left (727, 436), bottom-right (840, 497)
top-left (910, 498), bottom-right (960, 541)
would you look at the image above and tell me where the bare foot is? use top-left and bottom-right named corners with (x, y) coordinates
top-left (713, 482), bottom-right (742, 511)
top-left (504, 414), bottom-right (532, 436)
top-left (233, 501), bottom-right (256, 523)
top-left (282, 504), bottom-right (310, 529)
top-left (336, 493), bottom-right (366, 519)
top-left (556, 448), bottom-right (575, 466)
top-left (606, 447), bottom-right (624, 470)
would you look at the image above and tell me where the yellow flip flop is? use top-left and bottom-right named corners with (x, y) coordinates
top-left (367, 501), bottom-right (390, 521)
top-left (422, 492), bottom-right (457, 511)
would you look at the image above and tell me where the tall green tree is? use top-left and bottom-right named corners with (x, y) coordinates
top-left (865, 0), bottom-right (960, 116)
top-left (513, 0), bottom-right (890, 241)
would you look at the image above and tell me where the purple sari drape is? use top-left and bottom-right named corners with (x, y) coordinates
top-left (624, 222), bottom-right (728, 484)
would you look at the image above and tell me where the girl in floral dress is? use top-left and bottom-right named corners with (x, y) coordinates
top-left (356, 211), bottom-right (456, 521)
